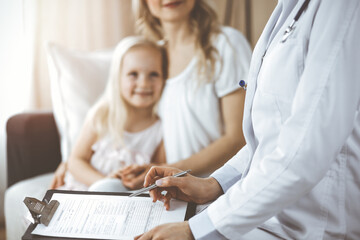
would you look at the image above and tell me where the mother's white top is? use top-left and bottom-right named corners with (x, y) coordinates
top-left (158, 27), bottom-right (252, 167)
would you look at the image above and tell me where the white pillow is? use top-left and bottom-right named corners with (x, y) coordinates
top-left (46, 43), bottom-right (113, 162)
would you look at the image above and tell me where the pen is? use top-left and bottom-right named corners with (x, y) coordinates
top-left (128, 169), bottom-right (191, 197)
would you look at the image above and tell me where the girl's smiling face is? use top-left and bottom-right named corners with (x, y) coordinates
top-left (120, 46), bottom-right (164, 110)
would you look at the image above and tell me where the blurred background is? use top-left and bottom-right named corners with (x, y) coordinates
top-left (0, 0), bottom-right (276, 239)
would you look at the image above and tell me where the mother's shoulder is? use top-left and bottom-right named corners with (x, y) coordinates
top-left (219, 26), bottom-right (245, 39)
top-left (216, 26), bottom-right (249, 49)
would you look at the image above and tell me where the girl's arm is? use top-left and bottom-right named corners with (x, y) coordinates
top-left (170, 89), bottom-right (246, 176)
top-left (67, 118), bottom-right (105, 186)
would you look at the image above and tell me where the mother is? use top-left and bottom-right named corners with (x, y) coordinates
top-left (120, 0), bottom-right (252, 189)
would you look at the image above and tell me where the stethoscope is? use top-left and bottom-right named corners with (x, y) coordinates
top-left (281, 0), bottom-right (311, 43)
top-left (239, 0), bottom-right (311, 90)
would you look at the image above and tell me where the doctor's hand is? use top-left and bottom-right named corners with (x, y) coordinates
top-left (134, 221), bottom-right (194, 240)
top-left (144, 166), bottom-right (223, 210)
top-left (49, 162), bottom-right (67, 189)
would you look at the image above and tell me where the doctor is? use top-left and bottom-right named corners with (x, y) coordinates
top-left (135, 0), bottom-right (360, 239)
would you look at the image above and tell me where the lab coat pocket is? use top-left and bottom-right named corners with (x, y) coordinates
top-left (258, 39), bottom-right (305, 122)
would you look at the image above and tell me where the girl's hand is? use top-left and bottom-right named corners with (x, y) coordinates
top-left (121, 164), bottom-right (147, 177)
top-left (144, 166), bottom-right (223, 210)
top-left (49, 162), bottom-right (67, 189)
top-left (121, 164), bottom-right (153, 190)
top-left (134, 222), bottom-right (194, 240)
top-left (107, 169), bottom-right (122, 179)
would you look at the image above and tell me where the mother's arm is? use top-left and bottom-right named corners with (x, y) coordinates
top-left (170, 89), bottom-right (246, 176)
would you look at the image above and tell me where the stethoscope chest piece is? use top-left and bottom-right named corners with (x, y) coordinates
top-left (281, 21), bottom-right (296, 43)
top-left (281, 0), bottom-right (311, 43)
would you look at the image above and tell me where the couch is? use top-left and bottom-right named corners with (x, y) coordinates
top-left (6, 112), bottom-right (61, 188)
top-left (5, 112), bottom-right (63, 240)
top-left (6, 42), bottom-right (113, 188)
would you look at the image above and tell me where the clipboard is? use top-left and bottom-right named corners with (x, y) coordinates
top-left (22, 189), bottom-right (196, 240)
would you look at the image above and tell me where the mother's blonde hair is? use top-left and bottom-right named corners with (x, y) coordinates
top-left (133, 0), bottom-right (220, 82)
top-left (89, 36), bottom-right (168, 143)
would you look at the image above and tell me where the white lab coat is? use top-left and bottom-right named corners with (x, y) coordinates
top-left (207, 0), bottom-right (360, 239)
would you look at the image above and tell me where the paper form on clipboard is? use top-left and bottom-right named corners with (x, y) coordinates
top-left (30, 192), bottom-right (190, 240)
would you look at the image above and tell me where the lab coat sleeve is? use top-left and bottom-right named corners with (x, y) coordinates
top-left (188, 209), bottom-right (226, 240)
top-left (188, 145), bottom-right (250, 239)
top-left (210, 145), bottom-right (250, 192)
top-left (205, 1), bottom-right (360, 238)
top-left (188, 146), bottom-right (250, 239)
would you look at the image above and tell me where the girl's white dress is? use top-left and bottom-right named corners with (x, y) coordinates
top-left (59, 120), bottom-right (162, 191)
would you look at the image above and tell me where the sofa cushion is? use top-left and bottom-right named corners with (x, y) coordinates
top-left (46, 43), bottom-right (113, 162)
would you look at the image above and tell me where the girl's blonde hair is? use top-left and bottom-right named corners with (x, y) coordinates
top-left (89, 36), bottom-right (168, 142)
top-left (133, 0), bottom-right (221, 82)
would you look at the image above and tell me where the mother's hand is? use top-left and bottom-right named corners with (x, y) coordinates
top-left (145, 166), bottom-right (223, 210)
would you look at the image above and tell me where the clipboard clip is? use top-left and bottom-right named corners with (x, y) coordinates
top-left (23, 197), bottom-right (60, 226)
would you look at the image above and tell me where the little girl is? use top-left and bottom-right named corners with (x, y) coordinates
top-left (59, 36), bottom-right (168, 191)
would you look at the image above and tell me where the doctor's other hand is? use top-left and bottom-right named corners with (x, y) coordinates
top-left (49, 162), bottom-right (67, 189)
top-left (134, 221), bottom-right (194, 240)
top-left (144, 166), bottom-right (223, 209)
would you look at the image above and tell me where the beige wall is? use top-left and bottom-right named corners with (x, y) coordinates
top-left (249, 0), bottom-right (277, 47)
top-left (215, 0), bottom-right (277, 48)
